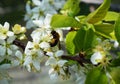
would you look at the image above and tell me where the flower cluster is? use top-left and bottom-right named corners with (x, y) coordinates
top-left (45, 50), bottom-right (68, 80)
top-left (24, 0), bottom-right (66, 28)
top-left (23, 14), bottom-right (66, 73)
top-left (0, 22), bottom-right (26, 69)
top-left (1, 0), bottom-right (120, 84)
top-left (90, 39), bottom-right (112, 66)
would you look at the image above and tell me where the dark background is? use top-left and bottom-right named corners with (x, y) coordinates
top-left (0, 0), bottom-right (120, 26)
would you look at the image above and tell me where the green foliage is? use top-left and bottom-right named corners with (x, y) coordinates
top-left (85, 68), bottom-right (108, 84)
top-left (115, 14), bottom-right (120, 44)
top-left (86, 0), bottom-right (111, 24)
top-left (61, 0), bottom-right (80, 17)
top-left (66, 31), bottom-right (78, 55)
top-left (110, 67), bottom-right (120, 84)
top-left (50, 14), bottom-right (82, 28)
top-left (103, 12), bottom-right (119, 21)
top-left (66, 26), bottom-right (94, 55)
top-left (111, 53), bottom-right (120, 67)
top-left (94, 23), bottom-right (114, 38)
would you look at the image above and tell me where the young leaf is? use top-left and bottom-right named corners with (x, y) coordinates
top-left (50, 14), bottom-right (82, 28)
top-left (115, 14), bottom-right (120, 44)
top-left (66, 27), bottom-right (94, 55)
top-left (103, 11), bottom-right (119, 21)
top-left (66, 31), bottom-right (79, 55)
top-left (61, 0), bottom-right (80, 17)
top-left (85, 68), bottom-right (108, 84)
top-left (86, 0), bottom-right (111, 24)
top-left (94, 23), bottom-right (114, 38)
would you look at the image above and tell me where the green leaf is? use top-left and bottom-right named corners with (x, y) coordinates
top-left (115, 14), bottom-right (120, 44)
top-left (111, 53), bottom-right (120, 67)
top-left (66, 31), bottom-right (78, 55)
top-left (103, 11), bottom-right (119, 21)
top-left (86, 0), bottom-right (111, 24)
top-left (61, 0), bottom-right (80, 17)
top-left (110, 67), bottom-right (120, 84)
top-left (85, 68), bottom-right (108, 84)
top-left (111, 58), bottom-right (120, 67)
top-left (66, 27), bottom-right (94, 55)
top-left (94, 23), bottom-right (114, 38)
top-left (50, 14), bottom-right (82, 28)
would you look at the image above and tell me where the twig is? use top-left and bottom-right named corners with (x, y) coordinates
top-left (13, 39), bottom-right (91, 66)
top-left (13, 40), bottom-right (26, 51)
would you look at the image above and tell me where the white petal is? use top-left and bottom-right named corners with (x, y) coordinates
top-left (26, 3), bottom-right (31, 14)
top-left (31, 13), bottom-right (39, 19)
top-left (55, 50), bottom-right (64, 57)
top-left (39, 41), bottom-right (50, 49)
top-left (55, 29), bottom-right (63, 41)
top-left (58, 60), bottom-right (67, 67)
top-left (7, 48), bottom-right (12, 55)
top-left (44, 14), bottom-right (52, 28)
top-left (49, 69), bottom-right (58, 80)
top-left (15, 50), bottom-right (23, 60)
top-left (37, 50), bottom-right (44, 57)
top-left (90, 52), bottom-right (103, 65)
top-left (3, 22), bottom-right (9, 30)
top-left (7, 31), bottom-right (14, 37)
top-left (7, 36), bottom-right (15, 44)
top-left (33, 20), bottom-right (43, 27)
top-left (0, 33), bottom-right (7, 40)
top-left (23, 56), bottom-right (32, 65)
top-left (0, 46), bottom-right (6, 56)
top-left (31, 29), bottom-right (42, 43)
top-left (45, 57), bottom-right (57, 66)
top-left (0, 64), bottom-right (11, 69)
top-left (0, 39), bottom-right (5, 45)
top-left (12, 60), bottom-right (20, 66)
top-left (10, 45), bottom-right (18, 50)
top-left (46, 52), bottom-right (53, 57)
top-left (32, 0), bottom-right (41, 6)
top-left (25, 41), bottom-right (34, 54)
top-left (26, 20), bottom-right (35, 29)
top-left (26, 65), bottom-right (31, 72)
top-left (33, 60), bottom-right (40, 71)
top-left (0, 57), bottom-right (5, 63)
top-left (59, 68), bottom-right (65, 75)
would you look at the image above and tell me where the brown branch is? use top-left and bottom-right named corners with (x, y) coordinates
top-left (13, 40), bottom-right (25, 51)
top-left (61, 55), bottom-right (91, 66)
top-left (13, 40), bottom-right (91, 66)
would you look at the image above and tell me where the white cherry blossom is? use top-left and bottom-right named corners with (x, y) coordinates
top-left (90, 52), bottom-right (103, 65)
top-left (24, 41), bottom-right (45, 72)
top-left (0, 22), bottom-right (14, 40)
top-left (45, 50), bottom-right (68, 80)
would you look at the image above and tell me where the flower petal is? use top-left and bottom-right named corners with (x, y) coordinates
top-left (0, 46), bottom-right (6, 56)
top-left (32, 0), bottom-right (41, 6)
top-left (3, 22), bottom-right (9, 30)
top-left (15, 50), bottom-right (23, 60)
top-left (49, 68), bottom-right (58, 80)
top-left (23, 56), bottom-right (32, 65)
top-left (57, 60), bottom-right (67, 67)
top-left (90, 52), bottom-right (103, 65)
top-left (33, 60), bottom-right (40, 71)
top-left (45, 57), bottom-right (57, 66)
top-left (55, 50), bottom-right (64, 57)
